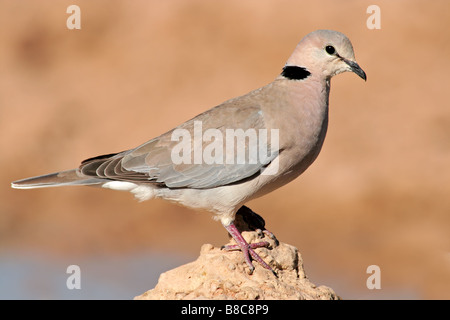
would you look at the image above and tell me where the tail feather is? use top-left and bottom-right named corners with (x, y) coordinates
top-left (11, 169), bottom-right (104, 189)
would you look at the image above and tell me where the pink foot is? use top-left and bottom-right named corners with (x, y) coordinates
top-left (222, 222), bottom-right (275, 275)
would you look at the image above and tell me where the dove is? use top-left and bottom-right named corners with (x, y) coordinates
top-left (12, 30), bottom-right (366, 274)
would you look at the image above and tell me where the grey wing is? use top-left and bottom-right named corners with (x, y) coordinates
top-left (80, 103), bottom-right (278, 189)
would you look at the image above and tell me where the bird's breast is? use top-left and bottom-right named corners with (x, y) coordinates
top-left (256, 80), bottom-right (330, 192)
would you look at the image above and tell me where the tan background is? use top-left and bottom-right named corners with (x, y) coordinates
top-left (1, 0), bottom-right (449, 299)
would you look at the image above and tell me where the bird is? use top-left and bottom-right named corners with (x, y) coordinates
top-left (11, 29), bottom-right (366, 274)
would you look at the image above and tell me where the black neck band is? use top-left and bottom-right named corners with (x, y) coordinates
top-left (281, 66), bottom-right (311, 80)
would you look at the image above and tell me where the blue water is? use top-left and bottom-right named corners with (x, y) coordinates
top-left (0, 250), bottom-right (192, 299)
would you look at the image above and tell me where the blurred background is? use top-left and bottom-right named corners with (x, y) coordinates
top-left (1, 0), bottom-right (449, 299)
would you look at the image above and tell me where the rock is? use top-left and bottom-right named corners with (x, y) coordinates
top-left (134, 230), bottom-right (339, 300)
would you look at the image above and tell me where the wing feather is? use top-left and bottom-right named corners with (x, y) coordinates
top-left (79, 101), bottom-right (278, 189)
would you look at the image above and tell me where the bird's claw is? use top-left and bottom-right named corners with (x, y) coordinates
top-left (223, 221), bottom-right (276, 275)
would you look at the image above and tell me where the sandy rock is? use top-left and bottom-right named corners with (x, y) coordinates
top-left (135, 231), bottom-right (339, 300)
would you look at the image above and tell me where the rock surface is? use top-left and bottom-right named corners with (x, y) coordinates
top-left (135, 230), bottom-right (339, 300)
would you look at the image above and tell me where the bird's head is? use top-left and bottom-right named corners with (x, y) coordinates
top-left (283, 29), bottom-right (366, 81)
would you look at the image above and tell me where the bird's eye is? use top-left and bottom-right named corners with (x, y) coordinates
top-left (325, 45), bottom-right (336, 55)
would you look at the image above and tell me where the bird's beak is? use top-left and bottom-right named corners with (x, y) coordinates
top-left (344, 59), bottom-right (367, 81)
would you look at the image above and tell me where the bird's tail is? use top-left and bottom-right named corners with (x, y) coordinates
top-left (11, 169), bottom-right (104, 189)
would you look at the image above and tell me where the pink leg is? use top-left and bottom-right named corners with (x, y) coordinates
top-left (222, 222), bottom-right (274, 274)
